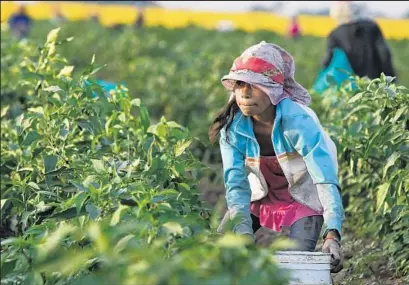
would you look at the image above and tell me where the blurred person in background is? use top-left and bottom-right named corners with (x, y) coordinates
top-left (8, 5), bottom-right (32, 39)
top-left (323, 1), bottom-right (396, 81)
top-left (134, 7), bottom-right (145, 29)
top-left (90, 9), bottom-right (100, 24)
top-left (51, 3), bottom-right (66, 25)
top-left (287, 15), bottom-right (301, 39)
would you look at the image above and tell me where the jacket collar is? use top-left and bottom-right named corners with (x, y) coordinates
top-left (234, 111), bottom-right (256, 141)
top-left (234, 106), bottom-right (282, 141)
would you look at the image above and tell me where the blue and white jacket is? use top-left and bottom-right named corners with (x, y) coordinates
top-left (219, 98), bottom-right (345, 237)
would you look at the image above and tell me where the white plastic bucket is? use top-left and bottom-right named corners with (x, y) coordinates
top-left (274, 251), bottom-right (333, 285)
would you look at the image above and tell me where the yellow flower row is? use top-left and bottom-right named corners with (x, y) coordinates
top-left (1, 1), bottom-right (408, 40)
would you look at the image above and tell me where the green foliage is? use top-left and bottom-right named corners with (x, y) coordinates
top-left (0, 26), bottom-right (289, 285)
top-left (319, 75), bottom-right (409, 276)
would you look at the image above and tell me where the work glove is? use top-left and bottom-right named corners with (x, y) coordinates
top-left (217, 210), bottom-right (255, 242)
top-left (233, 223), bottom-right (255, 242)
top-left (322, 236), bottom-right (344, 273)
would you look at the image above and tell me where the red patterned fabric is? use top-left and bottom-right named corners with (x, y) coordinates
top-left (231, 56), bottom-right (285, 84)
top-left (221, 41), bottom-right (312, 106)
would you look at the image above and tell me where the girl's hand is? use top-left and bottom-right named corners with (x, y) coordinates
top-left (217, 210), bottom-right (255, 242)
top-left (322, 232), bottom-right (344, 273)
top-left (255, 227), bottom-right (279, 247)
top-left (234, 223), bottom-right (255, 242)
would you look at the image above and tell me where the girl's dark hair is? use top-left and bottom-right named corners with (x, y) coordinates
top-left (208, 96), bottom-right (240, 143)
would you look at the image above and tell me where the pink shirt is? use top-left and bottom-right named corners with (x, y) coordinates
top-left (250, 156), bottom-right (322, 232)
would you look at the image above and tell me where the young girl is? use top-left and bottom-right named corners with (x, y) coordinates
top-left (209, 41), bottom-right (344, 273)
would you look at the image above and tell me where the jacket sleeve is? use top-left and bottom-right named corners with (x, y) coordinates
top-left (283, 113), bottom-right (345, 237)
top-left (373, 24), bottom-right (396, 79)
top-left (219, 131), bottom-right (253, 236)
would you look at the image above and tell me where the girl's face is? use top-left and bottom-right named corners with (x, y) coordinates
top-left (233, 81), bottom-right (272, 117)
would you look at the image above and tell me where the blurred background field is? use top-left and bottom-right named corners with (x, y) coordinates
top-left (1, 1), bottom-right (409, 39)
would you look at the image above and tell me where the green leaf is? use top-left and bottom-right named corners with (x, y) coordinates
top-left (175, 139), bottom-right (192, 157)
top-left (37, 191), bottom-right (58, 198)
top-left (77, 120), bottom-right (94, 135)
top-left (90, 65), bottom-right (106, 76)
top-left (174, 161), bottom-right (185, 175)
top-left (43, 86), bottom-right (62, 93)
top-left (110, 205), bottom-right (127, 226)
top-left (91, 54), bottom-right (96, 65)
top-left (118, 113), bottom-right (126, 122)
top-left (83, 175), bottom-right (100, 188)
top-left (28, 182), bottom-right (40, 190)
top-left (46, 27), bottom-right (61, 43)
top-left (391, 107), bottom-right (407, 123)
top-left (146, 157), bottom-right (159, 174)
top-left (45, 167), bottom-right (72, 177)
top-left (0, 238), bottom-right (18, 247)
top-left (342, 105), bottom-right (371, 120)
top-left (50, 208), bottom-right (87, 221)
top-left (23, 269), bottom-right (44, 284)
top-left (86, 203), bottom-right (101, 220)
top-left (364, 125), bottom-right (390, 158)
top-left (385, 86), bottom-right (396, 98)
top-left (1, 199), bottom-right (7, 210)
top-left (383, 153), bottom-right (400, 179)
top-left (16, 114), bottom-right (24, 127)
top-left (162, 222), bottom-right (184, 235)
top-left (75, 192), bottom-right (89, 215)
top-left (157, 124), bottom-right (167, 138)
top-left (114, 234), bottom-right (135, 254)
top-left (58, 66), bottom-right (74, 78)
top-left (140, 108), bottom-right (151, 131)
top-left (71, 181), bottom-right (87, 193)
top-left (348, 92), bottom-right (363, 104)
top-left (177, 183), bottom-right (190, 192)
top-left (44, 155), bottom-right (58, 173)
top-left (167, 121), bottom-right (184, 129)
top-left (91, 159), bottom-right (105, 174)
top-left (349, 122), bottom-right (362, 135)
top-left (376, 183), bottom-right (390, 213)
top-left (1, 106), bottom-right (9, 118)
top-left (61, 185), bottom-right (77, 193)
top-left (385, 76), bottom-right (395, 84)
top-left (1, 260), bottom-right (17, 278)
top-left (130, 100), bottom-right (151, 131)
top-left (59, 128), bottom-right (69, 140)
top-left (27, 107), bottom-right (44, 115)
top-left (22, 131), bottom-right (40, 146)
top-left (151, 189), bottom-right (180, 203)
top-left (19, 167), bottom-right (34, 173)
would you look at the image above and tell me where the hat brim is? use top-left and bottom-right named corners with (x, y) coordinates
top-left (221, 70), bottom-right (279, 91)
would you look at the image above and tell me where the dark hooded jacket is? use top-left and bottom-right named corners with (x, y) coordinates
top-left (323, 19), bottom-right (396, 80)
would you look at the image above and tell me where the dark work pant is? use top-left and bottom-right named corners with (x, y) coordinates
top-left (251, 214), bottom-right (324, 252)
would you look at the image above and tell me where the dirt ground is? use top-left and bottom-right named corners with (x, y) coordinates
top-left (198, 177), bottom-right (408, 285)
